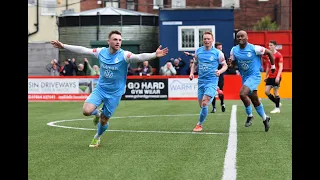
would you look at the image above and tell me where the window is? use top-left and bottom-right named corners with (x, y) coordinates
top-left (222, 0), bottom-right (240, 8)
top-left (153, 0), bottom-right (163, 9)
top-left (178, 26), bottom-right (216, 51)
top-left (41, 0), bottom-right (56, 16)
top-left (104, 0), bottom-right (119, 8)
top-left (127, 0), bottom-right (135, 11)
top-left (171, 0), bottom-right (185, 9)
top-left (28, 0), bottom-right (37, 6)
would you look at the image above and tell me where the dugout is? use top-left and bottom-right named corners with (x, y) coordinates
top-left (158, 8), bottom-right (234, 75)
top-left (57, 7), bottom-right (159, 68)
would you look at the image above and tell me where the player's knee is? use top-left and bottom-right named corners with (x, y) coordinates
top-left (201, 104), bottom-right (208, 107)
top-left (201, 100), bottom-right (209, 107)
top-left (82, 107), bottom-right (93, 116)
top-left (201, 104), bottom-right (208, 108)
top-left (82, 110), bottom-right (91, 116)
top-left (82, 103), bottom-right (96, 116)
top-left (265, 90), bottom-right (270, 96)
top-left (239, 92), bottom-right (247, 99)
top-left (100, 114), bottom-right (109, 125)
top-left (239, 89), bottom-right (246, 96)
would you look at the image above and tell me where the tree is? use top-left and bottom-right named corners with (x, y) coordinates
top-left (253, 15), bottom-right (279, 31)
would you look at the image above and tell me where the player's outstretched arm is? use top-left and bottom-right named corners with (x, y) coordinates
top-left (50, 40), bottom-right (96, 56)
top-left (183, 52), bottom-right (195, 57)
top-left (125, 45), bottom-right (169, 63)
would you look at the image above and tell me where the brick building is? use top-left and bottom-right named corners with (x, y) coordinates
top-left (80, 0), bottom-right (291, 30)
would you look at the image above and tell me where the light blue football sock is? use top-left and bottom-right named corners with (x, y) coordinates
top-left (198, 106), bottom-right (208, 125)
top-left (95, 122), bottom-right (109, 138)
top-left (255, 104), bottom-right (267, 120)
top-left (245, 105), bottom-right (253, 117)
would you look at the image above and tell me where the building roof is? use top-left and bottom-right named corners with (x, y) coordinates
top-left (60, 7), bottom-right (158, 17)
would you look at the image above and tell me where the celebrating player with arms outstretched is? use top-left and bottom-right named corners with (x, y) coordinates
top-left (51, 30), bottom-right (168, 147)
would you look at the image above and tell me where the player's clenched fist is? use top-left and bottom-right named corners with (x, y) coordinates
top-left (189, 74), bottom-right (194, 81)
top-left (215, 70), bottom-right (221, 77)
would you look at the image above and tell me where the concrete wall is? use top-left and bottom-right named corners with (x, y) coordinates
top-left (28, 42), bottom-right (59, 75)
top-left (28, 0), bottom-right (80, 76)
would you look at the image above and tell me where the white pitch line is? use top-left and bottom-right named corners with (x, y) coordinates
top-left (47, 114), bottom-right (228, 135)
top-left (111, 113), bottom-right (228, 118)
top-left (222, 105), bottom-right (238, 180)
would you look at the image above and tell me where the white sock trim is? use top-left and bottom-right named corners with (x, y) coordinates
top-left (95, 110), bottom-right (101, 117)
top-left (263, 114), bottom-right (267, 121)
top-left (94, 133), bottom-right (100, 140)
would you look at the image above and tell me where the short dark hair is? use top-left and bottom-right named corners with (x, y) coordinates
top-left (214, 41), bottom-right (222, 48)
top-left (269, 40), bottom-right (277, 45)
top-left (108, 30), bottom-right (122, 39)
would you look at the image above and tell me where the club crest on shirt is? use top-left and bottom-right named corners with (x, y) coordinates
top-left (210, 56), bottom-right (214, 61)
top-left (241, 63), bottom-right (249, 70)
top-left (104, 69), bottom-right (114, 78)
top-left (114, 57), bottom-right (119, 63)
top-left (247, 52), bottom-right (252, 57)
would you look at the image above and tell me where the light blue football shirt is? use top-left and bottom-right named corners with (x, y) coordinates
top-left (230, 43), bottom-right (265, 78)
top-left (195, 46), bottom-right (226, 85)
top-left (92, 47), bottom-right (129, 96)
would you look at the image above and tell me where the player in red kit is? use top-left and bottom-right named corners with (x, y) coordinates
top-left (264, 40), bottom-right (283, 113)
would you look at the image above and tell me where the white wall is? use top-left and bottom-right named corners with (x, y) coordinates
top-left (28, 0), bottom-right (80, 43)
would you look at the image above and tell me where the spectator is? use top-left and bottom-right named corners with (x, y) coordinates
top-left (46, 59), bottom-right (61, 76)
top-left (60, 59), bottom-right (76, 76)
top-left (171, 57), bottom-right (186, 75)
top-left (84, 58), bottom-right (100, 76)
top-left (159, 61), bottom-right (177, 76)
top-left (71, 58), bottom-right (77, 75)
top-left (127, 64), bottom-right (136, 76)
top-left (186, 58), bottom-right (198, 75)
top-left (137, 61), bottom-right (153, 76)
top-left (75, 63), bottom-right (87, 76)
